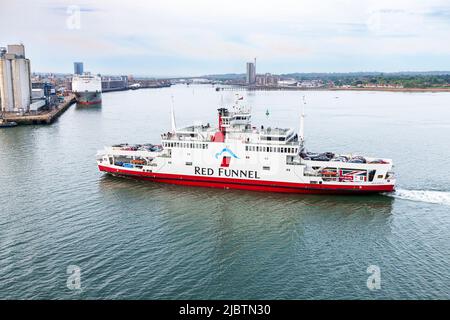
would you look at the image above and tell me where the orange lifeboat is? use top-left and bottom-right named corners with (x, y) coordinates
top-left (131, 159), bottom-right (146, 165)
top-left (321, 170), bottom-right (337, 176)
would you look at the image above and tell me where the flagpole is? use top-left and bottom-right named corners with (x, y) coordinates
top-left (300, 96), bottom-right (306, 149)
top-left (171, 95), bottom-right (177, 133)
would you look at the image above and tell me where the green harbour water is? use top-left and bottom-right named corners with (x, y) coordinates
top-left (0, 85), bottom-right (449, 299)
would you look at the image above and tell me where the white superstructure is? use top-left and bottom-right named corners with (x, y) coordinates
top-left (72, 72), bottom-right (101, 93)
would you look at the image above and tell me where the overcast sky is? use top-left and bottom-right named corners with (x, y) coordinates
top-left (1, 0), bottom-right (450, 76)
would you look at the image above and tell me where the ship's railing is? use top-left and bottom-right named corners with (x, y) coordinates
top-left (160, 133), bottom-right (300, 146)
top-left (246, 140), bottom-right (300, 146)
top-left (161, 135), bottom-right (210, 142)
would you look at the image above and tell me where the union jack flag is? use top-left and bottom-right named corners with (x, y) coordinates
top-left (339, 170), bottom-right (367, 182)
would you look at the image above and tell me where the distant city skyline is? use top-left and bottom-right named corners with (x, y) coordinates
top-left (2, 0), bottom-right (450, 77)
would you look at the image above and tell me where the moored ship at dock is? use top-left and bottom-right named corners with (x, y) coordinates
top-left (72, 72), bottom-right (102, 105)
top-left (96, 102), bottom-right (395, 194)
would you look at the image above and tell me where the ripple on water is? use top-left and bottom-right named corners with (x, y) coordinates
top-left (1, 88), bottom-right (450, 299)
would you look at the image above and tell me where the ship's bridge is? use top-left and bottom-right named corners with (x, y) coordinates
top-left (220, 106), bottom-right (252, 130)
top-left (160, 106), bottom-right (300, 146)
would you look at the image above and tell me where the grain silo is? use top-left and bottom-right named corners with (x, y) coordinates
top-left (0, 44), bottom-right (32, 112)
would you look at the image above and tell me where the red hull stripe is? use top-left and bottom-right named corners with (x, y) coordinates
top-left (77, 100), bottom-right (102, 105)
top-left (98, 165), bottom-right (395, 194)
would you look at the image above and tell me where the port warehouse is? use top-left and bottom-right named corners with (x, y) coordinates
top-left (101, 75), bottom-right (129, 92)
top-left (0, 44), bottom-right (74, 125)
top-left (0, 44), bottom-right (64, 115)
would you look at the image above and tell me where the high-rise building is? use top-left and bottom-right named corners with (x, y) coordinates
top-left (0, 44), bottom-right (32, 112)
top-left (246, 60), bottom-right (256, 85)
top-left (74, 62), bottom-right (84, 75)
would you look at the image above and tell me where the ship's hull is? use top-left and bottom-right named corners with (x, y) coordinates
top-left (98, 165), bottom-right (395, 194)
top-left (74, 91), bottom-right (102, 105)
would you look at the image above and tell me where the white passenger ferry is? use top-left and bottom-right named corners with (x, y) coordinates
top-left (97, 103), bottom-right (395, 194)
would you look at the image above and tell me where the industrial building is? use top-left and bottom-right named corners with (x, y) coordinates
top-left (101, 75), bottom-right (128, 91)
top-left (31, 82), bottom-right (58, 110)
top-left (256, 73), bottom-right (279, 86)
top-left (246, 60), bottom-right (256, 85)
top-left (0, 44), bottom-right (32, 112)
top-left (73, 62), bottom-right (83, 75)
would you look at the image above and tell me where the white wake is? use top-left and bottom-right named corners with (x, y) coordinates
top-left (387, 189), bottom-right (450, 206)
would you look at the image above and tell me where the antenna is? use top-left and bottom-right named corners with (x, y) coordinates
top-left (170, 95), bottom-right (177, 133)
top-left (299, 96), bottom-right (306, 145)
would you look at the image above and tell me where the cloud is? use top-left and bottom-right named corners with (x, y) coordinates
top-left (1, 0), bottom-right (450, 75)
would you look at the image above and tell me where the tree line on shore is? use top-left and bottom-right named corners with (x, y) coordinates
top-left (286, 72), bottom-right (450, 88)
top-left (204, 72), bottom-right (450, 88)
